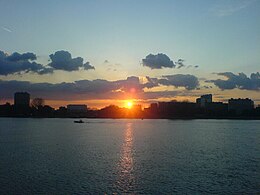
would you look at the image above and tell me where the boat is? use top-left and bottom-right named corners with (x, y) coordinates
top-left (74, 119), bottom-right (84, 123)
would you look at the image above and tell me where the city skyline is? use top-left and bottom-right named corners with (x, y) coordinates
top-left (0, 0), bottom-right (259, 108)
top-left (1, 91), bottom-right (259, 119)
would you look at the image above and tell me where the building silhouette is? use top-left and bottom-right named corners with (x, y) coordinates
top-left (14, 92), bottom-right (30, 108)
top-left (196, 94), bottom-right (212, 107)
top-left (0, 92), bottom-right (259, 119)
top-left (228, 98), bottom-right (254, 115)
top-left (158, 101), bottom-right (196, 118)
top-left (13, 92), bottom-right (31, 116)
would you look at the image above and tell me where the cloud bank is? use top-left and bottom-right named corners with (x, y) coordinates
top-left (145, 74), bottom-right (199, 90)
top-left (208, 72), bottom-right (260, 90)
top-left (0, 74), bottom-right (199, 101)
top-left (161, 74), bottom-right (199, 90)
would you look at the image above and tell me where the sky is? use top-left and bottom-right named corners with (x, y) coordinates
top-left (0, 0), bottom-right (259, 108)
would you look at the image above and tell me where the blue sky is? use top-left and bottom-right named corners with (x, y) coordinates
top-left (0, 0), bottom-right (259, 107)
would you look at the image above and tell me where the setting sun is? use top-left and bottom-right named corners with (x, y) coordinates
top-left (127, 101), bottom-right (133, 109)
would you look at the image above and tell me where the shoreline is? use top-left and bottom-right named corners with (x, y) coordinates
top-left (1, 116), bottom-right (260, 120)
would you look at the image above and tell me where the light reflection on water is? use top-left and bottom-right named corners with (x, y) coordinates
top-left (114, 123), bottom-right (135, 193)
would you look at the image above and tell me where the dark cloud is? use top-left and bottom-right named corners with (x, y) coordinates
top-left (0, 77), bottom-right (144, 100)
top-left (0, 74), bottom-right (200, 101)
top-left (48, 50), bottom-right (95, 71)
top-left (208, 72), bottom-right (260, 90)
top-left (142, 54), bottom-right (198, 69)
top-left (176, 59), bottom-right (185, 69)
top-left (0, 50), bottom-right (53, 75)
top-left (142, 53), bottom-right (175, 69)
top-left (160, 74), bottom-right (199, 90)
top-left (0, 50), bottom-right (96, 75)
top-left (6, 52), bottom-right (37, 61)
top-left (145, 74), bottom-right (199, 90)
top-left (144, 76), bottom-right (160, 89)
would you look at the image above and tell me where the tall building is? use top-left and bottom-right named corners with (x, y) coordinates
top-left (196, 94), bottom-right (212, 107)
top-left (14, 92), bottom-right (30, 108)
top-left (228, 98), bottom-right (254, 114)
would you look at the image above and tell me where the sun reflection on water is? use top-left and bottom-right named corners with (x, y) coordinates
top-left (114, 122), bottom-right (135, 193)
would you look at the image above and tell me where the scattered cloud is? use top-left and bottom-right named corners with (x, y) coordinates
top-left (48, 50), bottom-right (95, 71)
top-left (207, 72), bottom-right (260, 90)
top-left (142, 53), bottom-right (175, 69)
top-left (176, 59), bottom-right (185, 69)
top-left (105, 60), bottom-right (121, 72)
top-left (211, 0), bottom-right (256, 17)
top-left (1, 27), bottom-right (12, 33)
top-left (160, 74), bottom-right (199, 90)
top-left (0, 50), bottom-right (53, 75)
top-left (142, 54), bottom-right (198, 69)
top-left (0, 50), bottom-right (95, 76)
top-left (145, 74), bottom-right (199, 90)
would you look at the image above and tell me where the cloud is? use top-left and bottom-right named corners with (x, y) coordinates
top-left (142, 53), bottom-right (175, 69)
top-left (142, 54), bottom-right (198, 69)
top-left (0, 74), bottom-right (200, 101)
top-left (160, 74), bottom-right (199, 90)
top-left (0, 50), bottom-right (95, 75)
top-left (211, 0), bottom-right (256, 17)
top-left (176, 59), bottom-right (185, 69)
top-left (48, 50), bottom-right (95, 71)
top-left (0, 50), bottom-right (53, 75)
top-left (145, 74), bottom-right (199, 90)
top-left (6, 52), bottom-right (36, 61)
top-left (2, 27), bottom-right (12, 33)
top-left (208, 72), bottom-right (260, 90)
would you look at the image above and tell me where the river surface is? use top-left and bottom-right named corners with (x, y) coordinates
top-left (0, 118), bottom-right (259, 194)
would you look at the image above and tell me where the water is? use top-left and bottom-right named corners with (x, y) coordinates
top-left (0, 118), bottom-right (259, 194)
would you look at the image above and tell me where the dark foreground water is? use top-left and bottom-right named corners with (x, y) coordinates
top-left (0, 118), bottom-right (259, 194)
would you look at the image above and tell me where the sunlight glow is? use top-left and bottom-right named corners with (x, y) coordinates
top-left (127, 101), bottom-right (133, 109)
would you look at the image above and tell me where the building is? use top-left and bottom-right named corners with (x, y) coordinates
top-left (196, 94), bottom-right (212, 107)
top-left (204, 102), bottom-right (228, 116)
top-left (14, 92), bottom-right (30, 108)
top-left (228, 98), bottom-right (254, 114)
top-left (67, 104), bottom-right (87, 112)
top-left (150, 103), bottom-right (158, 113)
top-left (132, 104), bottom-right (142, 112)
top-left (158, 101), bottom-right (196, 117)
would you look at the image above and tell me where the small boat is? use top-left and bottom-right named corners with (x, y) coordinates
top-left (74, 119), bottom-right (84, 123)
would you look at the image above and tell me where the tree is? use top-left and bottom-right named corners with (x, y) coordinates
top-left (31, 98), bottom-right (45, 109)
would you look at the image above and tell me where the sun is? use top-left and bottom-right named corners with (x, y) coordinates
top-left (127, 101), bottom-right (133, 109)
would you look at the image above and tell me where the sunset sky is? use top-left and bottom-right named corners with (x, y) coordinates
top-left (0, 0), bottom-right (259, 108)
